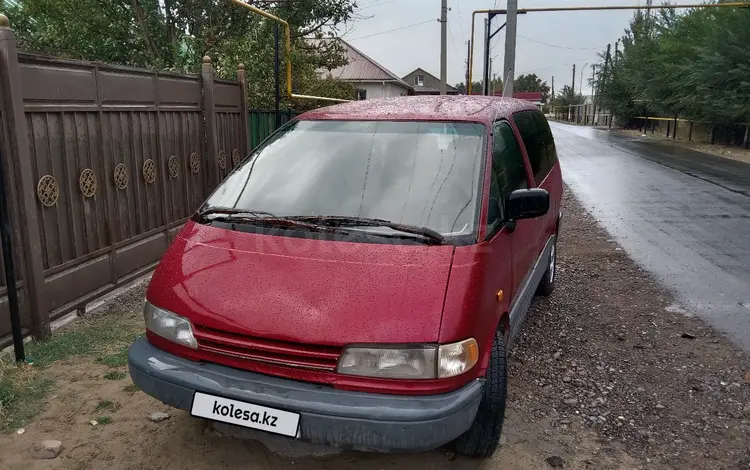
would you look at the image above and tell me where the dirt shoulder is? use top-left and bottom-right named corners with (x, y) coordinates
top-left (0, 191), bottom-right (748, 470)
top-left (613, 128), bottom-right (750, 165)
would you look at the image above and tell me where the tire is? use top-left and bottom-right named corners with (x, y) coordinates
top-left (535, 236), bottom-right (557, 297)
top-left (449, 330), bottom-right (508, 458)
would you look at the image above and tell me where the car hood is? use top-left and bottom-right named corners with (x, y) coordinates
top-left (147, 222), bottom-right (455, 346)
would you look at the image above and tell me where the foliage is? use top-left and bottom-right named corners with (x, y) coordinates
top-left (455, 78), bottom-right (503, 95)
top-left (5, 0), bottom-right (358, 108)
top-left (513, 73), bottom-right (551, 103)
top-left (595, 3), bottom-right (750, 124)
top-left (550, 85), bottom-right (585, 114)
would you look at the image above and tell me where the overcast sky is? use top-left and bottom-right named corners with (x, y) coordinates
top-left (340, 0), bottom-right (659, 95)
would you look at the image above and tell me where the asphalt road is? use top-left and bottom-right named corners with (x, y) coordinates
top-left (552, 121), bottom-right (750, 351)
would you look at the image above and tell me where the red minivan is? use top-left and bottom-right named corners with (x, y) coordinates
top-left (128, 96), bottom-right (562, 457)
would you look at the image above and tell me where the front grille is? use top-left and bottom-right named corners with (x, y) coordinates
top-left (193, 325), bottom-right (342, 372)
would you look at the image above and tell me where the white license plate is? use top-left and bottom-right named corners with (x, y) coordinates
top-left (190, 392), bottom-right (300, 438)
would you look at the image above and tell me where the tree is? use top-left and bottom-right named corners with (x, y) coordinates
top-left (550, 85), bottom-right (585, 120)
top-left (6, 0), bottom-right (358, 108)
top-left (513, 73), bottom-right (550, 103)
top-left (594, 6), bottom-right (750, 125)
top-left (454, 78), bottom-right (502, 95)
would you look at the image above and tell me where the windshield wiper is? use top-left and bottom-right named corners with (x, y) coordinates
top-left (288, 215), bottom-right (446, 245)
top-left (194, 206), bottom-right (277, 221)
top-left (193, 206), bottom-right (342, 234)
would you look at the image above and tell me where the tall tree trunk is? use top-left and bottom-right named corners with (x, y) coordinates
top-left (129, 0), bottom-right (159, 61)
top-left (165, 0), bottom-right (174, 45)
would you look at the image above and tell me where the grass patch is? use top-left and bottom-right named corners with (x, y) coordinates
top-left (0, 305), bottom-right (144, 433)
top-left (97, 348), bottom-right (129, 368)
top-left (94, 400), bottom-right (119, 413)
top-left (103, 371), bottom-right (127, 381)
top-left (0, 372), bottom-right (54, 433)
top-left (122, 383), bottom-right (140, 395)
top-left (96, 416), bottom-right (111, 425)
top-left (25, 315), bottom-right (141, 368)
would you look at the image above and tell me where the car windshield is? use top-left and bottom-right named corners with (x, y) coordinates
top-left (203, 120), bottom-right (486, 239)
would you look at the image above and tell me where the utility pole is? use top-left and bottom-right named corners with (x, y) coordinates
top-left (440, 0), bottom-right (448, 95)
top-left (580, 63), bottom-right (586, 95)
top-left (603, 43), bottom-right (612, 127)
top-left (551, 76), bottom-right (555, 116)
top-left (502, 0), bottom-right (518, 97)
top-left (489, 59), bottom-right (493, 95)
top-left (571, 64), bottom-right (576, 122)
top-left (591, 64), bottom-right (597, 125)
top-left (465, 40), bottom-right (471, 94)
top-left (572, 64), bottom-right (576, 98)
top-left (440, 0), bottom-right (447, 95)
top-left (483, 18), bottom-right (489, 95)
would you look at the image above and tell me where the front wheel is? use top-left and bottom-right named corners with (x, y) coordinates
top-left (449, 330), bottom-right (507, 458)
top-left (535, 237), bottom-right (557, 297)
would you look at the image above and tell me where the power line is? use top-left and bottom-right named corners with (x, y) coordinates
top-left (447, 21), bottom-right (458, 56)
top-left (455, 0), bottom-right (466, 38)
top-left (520, 58), bottom-right (599, 75)
top-left (517, 34), bottom-right (601, 51)
top-left (358, 0), bottom-right (401, 11)
top-left (347, 19), bottom-right (437, 41)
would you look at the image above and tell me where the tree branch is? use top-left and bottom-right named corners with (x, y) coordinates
top-left (292, 17), bottom-right (333, 39)
top-left (129, 0), bottom-right (160, 59)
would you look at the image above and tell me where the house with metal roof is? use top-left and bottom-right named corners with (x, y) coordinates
top-left (320, 38), bottom-right (414, 100)
top-left (402, 68), bottom-right (459, 95)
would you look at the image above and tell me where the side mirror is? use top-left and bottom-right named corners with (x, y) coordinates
top-left (505, 188), bottom-right (550, 221)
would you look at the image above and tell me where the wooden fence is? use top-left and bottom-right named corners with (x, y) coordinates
top-left (0, 21), bottom-right (255, 347)
top-left (630, 116), bottom-right (750, 148)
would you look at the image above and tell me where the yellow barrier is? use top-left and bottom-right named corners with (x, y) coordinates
top-left (228, 0), bottom-right (350, 103)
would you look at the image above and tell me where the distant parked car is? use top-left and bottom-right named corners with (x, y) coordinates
top-left (128, 95), bottom-right (562, 458)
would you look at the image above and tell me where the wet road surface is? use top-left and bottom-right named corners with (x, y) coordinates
top-left (551, 121), bottom-right (750, 351)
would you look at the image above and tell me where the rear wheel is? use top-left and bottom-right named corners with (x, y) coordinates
top-left (449, 330), bottom-right (507, 458)
top-left (535, 237), bottom-right (557, 297)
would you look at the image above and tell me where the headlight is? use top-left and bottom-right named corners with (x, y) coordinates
top-left (336, 338), bottom-right (478, 379)
top-left (144, 301), bottom-right (197, 349)
top-left (337, 345), bottom-right (436, 379)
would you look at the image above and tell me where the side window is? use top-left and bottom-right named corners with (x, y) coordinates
top-left (486, 121), bottom-right (528, 236)
top-left (493, 121), bottom-right (528, 199)
top-left (535, 112), bottom-right (558, 171)
top-left (487, 168), bottom-right (502, 230)
top-left (514, 111), bottom-right (547, 184)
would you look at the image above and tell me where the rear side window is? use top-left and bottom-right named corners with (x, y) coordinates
top-left (535, 112), bottom-right (558, 174)
top-left (514, 110), bottom-right (557, 184)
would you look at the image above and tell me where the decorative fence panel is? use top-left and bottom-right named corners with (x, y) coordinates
top-left (0, 21), bottom-right (249, 347)
top-left (214, 79), bottom-right (246, 176)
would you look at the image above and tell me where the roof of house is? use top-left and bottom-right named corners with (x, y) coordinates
top-left (403, 67), bottom-right (458, 93)
top-left (319, 38), bottom-right (413, 91)
top-left (297, 95), bottom-right (538, 124)
top-left (512, 91), bottom-right (544, 102)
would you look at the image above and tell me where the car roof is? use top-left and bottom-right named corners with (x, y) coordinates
top-left (297, 95), bottom-right (539, 125)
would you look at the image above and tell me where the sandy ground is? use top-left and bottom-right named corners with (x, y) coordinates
top-left (0, 193), bottom-right (748, 470)
top-left (613, 128), bottom-right (750, 165)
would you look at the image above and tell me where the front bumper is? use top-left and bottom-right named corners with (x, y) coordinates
top-left (128, 337), bottom-right (483, 452)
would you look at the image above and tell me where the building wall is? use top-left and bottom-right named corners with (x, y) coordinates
top-left (403, 69), bottom-right (440, 89)
top-left (356, 82), bottom-right (409, 99)
top-left (403, 69), bottom-right (458, 94)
